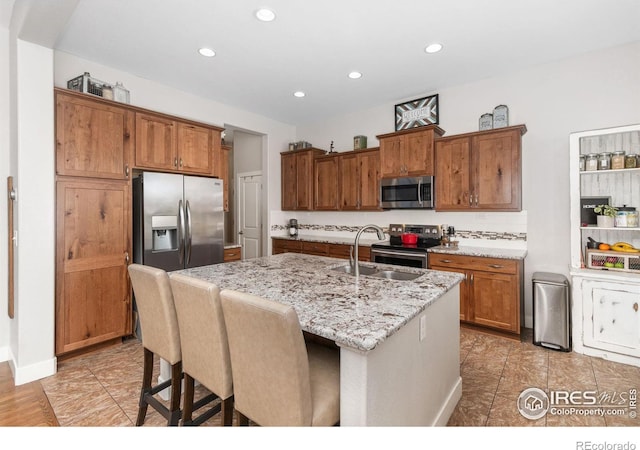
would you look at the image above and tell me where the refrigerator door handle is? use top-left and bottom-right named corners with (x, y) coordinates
top-left (178, 199), bottom-right (185, 265)
top-left (185, 200), bottom-right (193, 265)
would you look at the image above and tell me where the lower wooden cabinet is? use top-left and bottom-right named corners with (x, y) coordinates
top-left (272, 238), bottom-right (371, 261)
top-left (55, 178), bottom-right (132, 356)
top-left (429, 253), bottom-right (523, 336)
top-left (223, 247), bottom-right (242, 262)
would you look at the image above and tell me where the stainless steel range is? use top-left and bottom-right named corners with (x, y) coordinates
top-left (370, 223), bottom-right (442, 268)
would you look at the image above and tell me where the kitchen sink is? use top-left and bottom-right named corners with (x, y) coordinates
top-left (367, 270), bottom-right (423, 281)
top-left (329, 264), bottom-right (421, 280)
top-left (330, 264), bottom-right (378, 276)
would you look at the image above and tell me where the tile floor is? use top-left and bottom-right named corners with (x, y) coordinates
top-left (38, 327), bottom-right (640, 427)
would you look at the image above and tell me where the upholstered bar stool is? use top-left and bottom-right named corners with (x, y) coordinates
top-left (220, 289), bottom-right (340, 426)
top-left (127, 264), bottom-right (182, 426)
top-left (169, 274), bottom-right (234, 426)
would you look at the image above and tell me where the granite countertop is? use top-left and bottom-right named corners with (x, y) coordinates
top-left (428, 245), bottom-right (527, 260)
top-left (173, 253), bottom-right (463, 352)
top-left (271, 234), bottom-right (384, 247)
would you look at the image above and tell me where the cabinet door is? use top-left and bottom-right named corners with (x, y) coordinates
top-left (135, 113), bottom-right (177, 170)
top-left (358, 150), bottom-right (381, 210)
top-left (435, 137), bottom-right (472, 210)
top-left (281, 153), bottom-right (297, 210)
top-left (584, 280), bottom-right (640, 356)
top-left (296, 151), bottom-right (314, 210)
top-left (221, 146), bottom-right (230, 212)
top-left (338, 153), bottom-right (359, 210)
top-left (177, 123), bottom-right (214, 175)
top-left (472, 129), bottom-right (521, 210)
top-left (56, 179), bottom-right (131, 356)
top-left (470, 270), bottom-right (519, 333)
top-left (379, 135), bottom-right (405, 177)
top-left (55, 93), bottom-right (131, 179)
top-left (405, 130), bottom-right (433, 175)
top-left (430, 265), bottom-right (470, 321)
top-left (314, 156), bottom-right (339, 210)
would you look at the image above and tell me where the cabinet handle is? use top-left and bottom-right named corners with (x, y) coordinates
top-left (439, 259), bottom-right (453, 263)
top-left (174, 158), bottom-right (178, 168)
top-left (470, 273), bottom-right (474, 283)
top-left (125, 164), bottom-right (130, 177)
top-left (179, 158), bottom-right (183, 168)
top-left (469, 194), bottom-right (473, 206)
top-left (124, 131), bottom-right (130, 139)
top-left (475, 194), bottom-right (479, 206)
top-left (125, 252), bottom-right (130, 264)
top-left (634, 302), bottom-right (638, 312)
top-left (488, 264), bottom-right (504, 269)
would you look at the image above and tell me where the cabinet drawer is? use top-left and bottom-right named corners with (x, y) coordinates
top-left (272, 238), bottom-right (302, 254)
top-left (223, 247), bottom-right (242, 262)
top-left (428, 253), bottom-right (517, 274)
top-left (302, 241), bottom-right (329, 255)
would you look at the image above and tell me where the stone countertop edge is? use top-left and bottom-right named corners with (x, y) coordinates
top-left (428, 245), bottom-right (527, 260)
top-left (271, 235), bottom-right (384, 247)
top-left (174, 253), bottom-right (464, 353)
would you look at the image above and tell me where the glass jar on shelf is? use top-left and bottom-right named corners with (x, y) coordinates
top-left (579, 155), bottom-right (586, 171)
top-left (611, 151), bottom-right (625, 169)
top-left (585, 154), bottom-right (598, 171)
top-left (597, 152), bottom-right (612, 170)
top-left (625, 154), bottom-right (638, 168)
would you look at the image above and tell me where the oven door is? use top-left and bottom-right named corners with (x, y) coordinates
top-left (370, 247), bottom-right (428, 268)
top-left (380, 176), bottom-right (434, 209)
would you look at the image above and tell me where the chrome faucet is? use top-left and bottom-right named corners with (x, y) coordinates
top-left (351, 224), bottom-right (386, 277)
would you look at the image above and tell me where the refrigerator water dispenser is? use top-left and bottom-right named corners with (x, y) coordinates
top-left (151, 215), bottom-right (178, 251)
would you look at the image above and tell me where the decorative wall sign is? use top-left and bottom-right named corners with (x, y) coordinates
top-left (395, 94), bottom-right (439, 131)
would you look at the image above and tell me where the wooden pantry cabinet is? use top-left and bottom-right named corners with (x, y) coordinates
top-left (282, 148), bottom-right (326, 210)
top-left (429, 253), bottom-right (523, 337)
top-left (314, 154), bottom-right (340, 210)
top-left (55, 178), bottom-right (132, 356)
top-left (135, 112), bottom-right (222, 176)
top-left (435, 125), bottom-right (526, 211)
top-left (377, 125), bottom-right (445, 178)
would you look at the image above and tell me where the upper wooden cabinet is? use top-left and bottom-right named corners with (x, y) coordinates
top-left (435, 125), bottom-right (526, 211)
top-left (338, 148), bottom-right (381, 211)
top-left (377, 125), bottom-right (445, 178)
top-left (281, 148), bottom-right (325, 210)
top-left (314, 154), bottom-right (339, 210)
top-left (55, 90), bottom-right (133, 180)
top-left (135, 112), bottom-right (221, 176)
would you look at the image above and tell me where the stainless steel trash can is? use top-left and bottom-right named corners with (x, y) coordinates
top-left (532, 272), bottom-right (571, 351)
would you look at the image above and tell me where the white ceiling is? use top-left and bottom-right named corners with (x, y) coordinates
top-left (23, 0), bottom-right (640, 125)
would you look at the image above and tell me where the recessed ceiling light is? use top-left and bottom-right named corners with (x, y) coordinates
top-left (293, 91), bottom-right (305, 98)
top-left (425, 43), bottom-right (443, 54)
top-left (256, 8), bottom-right (276, 22)
top-left (198, 47), bottom-right (216, 57)
top-left (348, 71), bottom-right (362, 79)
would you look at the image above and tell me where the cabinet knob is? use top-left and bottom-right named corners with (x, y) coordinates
top-left (634, 302), bottom-right (638, 312)
top-left (125, 252), bottom-right (130, 263)
top-left (124, 164), bottom-right (130, 177)
top-left (174, 158), bottom-right (178, 167)
top-left (179, 158), bottom-right (183, 168)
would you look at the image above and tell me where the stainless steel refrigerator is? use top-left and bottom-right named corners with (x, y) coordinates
top-left (133, 172), bottom-right (224, 271)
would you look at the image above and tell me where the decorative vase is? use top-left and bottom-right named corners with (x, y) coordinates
top-left (597, 215), bottom-right (615, 228)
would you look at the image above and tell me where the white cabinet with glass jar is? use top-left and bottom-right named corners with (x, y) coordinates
top-left (569, 123), bottom-right (640, 367)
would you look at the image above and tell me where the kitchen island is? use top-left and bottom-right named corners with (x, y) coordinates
top-left (174, 252), bottom-right (464, 426)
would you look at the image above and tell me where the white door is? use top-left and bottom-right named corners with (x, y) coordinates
top-left (238, 172), bottom-right (262, 259)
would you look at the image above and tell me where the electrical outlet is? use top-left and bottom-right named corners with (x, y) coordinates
top-left (419, 315), bottom-right (426, 341)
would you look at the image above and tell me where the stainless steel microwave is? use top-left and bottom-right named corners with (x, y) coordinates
top-left (380, 176), bottom-right (434, 209)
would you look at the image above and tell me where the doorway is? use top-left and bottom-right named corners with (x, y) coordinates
top-left (238, 172), bottom-right (262, 259)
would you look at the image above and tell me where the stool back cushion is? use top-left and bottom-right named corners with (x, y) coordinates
top-left (169, 274), bottom-right (233, 400)
top-left (220, 289), bottom-right (312, 426)
top-left (128, 264), bottom-right (181, 365)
